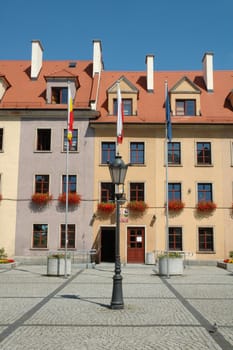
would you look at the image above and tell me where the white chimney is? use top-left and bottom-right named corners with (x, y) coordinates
top-left (93, 40), bottom-right (103, 77)
top-left (202, 52), bottom-right (214, 92)
top-left (31, 40), bottom-right (43, 80)
top-left (146, 54), bottom-right (154, 92)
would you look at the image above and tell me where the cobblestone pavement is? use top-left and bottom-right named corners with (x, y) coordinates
top-left (0, 263), bottom-right (233, 350)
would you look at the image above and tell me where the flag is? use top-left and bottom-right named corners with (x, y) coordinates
top-left (165, 81), bottom-right (172, 142)
top-left (67, 85), bottom-right (73, 146)
top-left (117, 83), bottom-right (124, 144)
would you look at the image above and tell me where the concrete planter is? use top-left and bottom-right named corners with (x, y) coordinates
top-left (47, 257), bottom-right (71, 276)
top-left (158, 256), bottom-right (184, 275)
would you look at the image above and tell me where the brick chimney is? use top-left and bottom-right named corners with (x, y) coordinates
top-left (93, 40), bottom-right (104, 77)
top-left (31, 40), bottom-right (43, 80)
top-left (202, 52), bottom-right (214, 92)
top-left (146, 54), bottom-right (154, 92)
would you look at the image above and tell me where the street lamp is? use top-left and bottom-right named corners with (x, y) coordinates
top-left (108, 155), bottom-right (128, 309)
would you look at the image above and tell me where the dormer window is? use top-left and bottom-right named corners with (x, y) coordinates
top-left (51, 87), bottom-right (68, 104)
top-left (113, 98), bottom-right (132, 116)
top-left (176, 99), bottom-right (196, 116)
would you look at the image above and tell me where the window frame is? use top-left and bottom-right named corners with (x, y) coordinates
top-left (113, 98), bottom-right (132, 116)
top-left (130, 142), bottom-right (145, 165)
top-left (175, 99), bottom-right (196, 116)
top-left (35, 174), bottom-right (50, 194)
top-left (168, 142), bottom-right (181, 165)
top-left (168, 183), bottom-right (182, 201)
top-left (101, 142), bottom-right (116, 164)
top-left (51, 87), bottom-right (68, 104)
top-left (196, 142), bottom-right (212, 165)
top-left (197, 183), bottom-right (213, 202)
top-left (36, 128), bottom-right (51, 152)
top-left (62, 174), bottom-right (77, 193)
top-left (198, 227), bottom-right (214, 252)
top-left (130, 182), bottom-right (145, 201)
top-left (169, 227), bottom-right (183, 251)
top-left (60, 224), bottom-right (76, 249)
top-left (32, 224), bottom-right (48, 249)
top-left (100, 182), bottom-right (115, 202)
top-left (63, 129), bottom-right (78, 152)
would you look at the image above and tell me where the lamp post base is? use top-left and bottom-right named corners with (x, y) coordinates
top-left (111, 274), bottom-right (124, 309)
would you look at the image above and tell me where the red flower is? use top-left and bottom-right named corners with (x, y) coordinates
top-left (196, 201), bottom-right (217, 212)
top-left (127, 201), bottom-right (148, 213)
top-left (168, 200), bottom-right (185, 211)
top-left (58, 193), bottom-right (81, 206)
top-left (97, 202), bottom-right (116, 214)
top-left (31, 193), bottom-right (53, 205)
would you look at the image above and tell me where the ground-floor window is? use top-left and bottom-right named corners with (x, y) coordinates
top-left (33, 224), bottom-right (48, 248)
top-left (60, 224), bottom-right (76, 248)
top-left (169, 227), bottom-right (182, 250)
top-left (198, 227), bottom-right (214, 251)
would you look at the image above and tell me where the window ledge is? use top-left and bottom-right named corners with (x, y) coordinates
top-left (167, 164), bottom-right (183, 167)
top-left (34, 151), bottom-right (52, 153)
top-left (196, 251), bottom-right (216, 254)
top-left (30, 248), bottom-right (49, 251)
top-left (195, 164), bottom-right (213, 167)
top-left (130, 164), bottom-right (146, 167)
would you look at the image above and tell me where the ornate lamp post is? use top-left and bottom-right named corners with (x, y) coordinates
top-left (108, 155), bottom-right (128, 309)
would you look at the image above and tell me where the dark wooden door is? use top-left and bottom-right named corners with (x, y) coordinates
top-left (127, 227), bottom-right (145, 263)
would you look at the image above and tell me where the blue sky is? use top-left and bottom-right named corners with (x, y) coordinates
top-left (1, 0), bottom-right (232, 71)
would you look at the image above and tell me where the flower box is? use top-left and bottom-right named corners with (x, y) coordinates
top-left (58, 193), bottom-right (81, 206)
top-left (168, 200), bottom-right (185, 211)
top-left (31, 193), bottom-right (53, 205)
top-left (127, 201), bottom-right (148, 213)
top-left (196, 201), bottom-right (217, 212)
top-left (158, 253), bottom-right (183, 275)
top-left (97, 202), bottom-right (116, 214)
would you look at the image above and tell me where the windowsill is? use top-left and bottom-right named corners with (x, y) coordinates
top-left (34, 151), bottom-right (52, 153)
top-left (61, 151), bottom-right (79, 153)
top-left (167, 164), bottom-right (183, 167)
top-left (30, 248), bottom-right (49, 251)
top-left (196, 251), bottom-right (216, 254)
top-left (130, 164), bottom-right (146, 167)
top-left (195, 164), bottom-right (213, 167)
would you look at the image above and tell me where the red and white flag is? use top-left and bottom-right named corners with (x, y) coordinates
top-left (67, 85), bottom-right (73, 146)
top-left (117, 84), bottom-right (124, 144)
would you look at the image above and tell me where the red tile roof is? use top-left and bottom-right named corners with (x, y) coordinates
top-left (0, 60), bottom-right (93, 109)
top-left (95, 70), bottom-right (233, 124)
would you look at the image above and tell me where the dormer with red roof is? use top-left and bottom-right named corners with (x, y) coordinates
top-left (0, 75), bottom-right (10, 101)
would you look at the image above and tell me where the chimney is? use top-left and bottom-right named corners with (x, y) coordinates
top-left (31, 40), bottom-right (43, 80)
top-left (202, 52), bottom-right (214, 92)
top-left (146, 54), bottom-right (154, 92)
top-left (93, 40), bottom-right (103, 77)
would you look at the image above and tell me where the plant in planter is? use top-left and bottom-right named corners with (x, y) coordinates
top-left (47, 253), bottom-right (71, 276)
top-left (158, 252), bottom-right (184, 275)
top-left (31, 193), bottom-right (53, 205)
top-left (58, 193), bottom-right (81, 206)
top-left (97, 202), bottom-right (116, 214)
top-left (167, 199), bottom-right (185, 211)
top-left (0, 248), bottom-right (15, 265)
top-left (127, 201), bottom-right (148, 213)
top-left (196, 200), bottom-right (217, 212)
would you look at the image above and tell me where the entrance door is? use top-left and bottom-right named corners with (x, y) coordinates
top-left (101, 227), bottom-right (115, 262)
top-left (127, 227), bottom-right (145, 263)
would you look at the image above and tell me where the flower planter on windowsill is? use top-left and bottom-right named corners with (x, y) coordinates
top-left (127, 201), bottom-right (148, 214)
top-left (158, 253), bottom-right (184, 275)
top-left (97, 202), bottom-right (116, 214)
top-left (58, 193), bottom-right (81, 206)
top-left (196, 201), bottom-right (217, 212)
top-left (167, 200), bottom-right (185, 211)
top-left (47, 254), bottom-right (71, 276)
top-left (31, 193), bottom-right (53, 205)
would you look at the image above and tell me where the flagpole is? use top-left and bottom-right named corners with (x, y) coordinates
top-left (165, 80), bottom-right (170, 278)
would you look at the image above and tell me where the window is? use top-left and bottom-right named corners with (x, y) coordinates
top-left (101, 182), bottom-right (115, 202)
top-left (35, 175), bottom-right (49, 193)
top-left (37, 129), bottom-right (51, 151)
top-left (168, 183), bottom-right (181, 201)
top-left (198, 183), bottom-right (212, 202)
top-left (63, 129), bottom-right (78, 152)
top-left (198, 227), bottom-right (214, 251)
top-left (33, 224), bottom-right (48, 248)
top-left (130, 142), bottom-right (144, 164)
top-left (130, 183), bottom-right (144, 201)
top-left (60, 224), bottom-right (75, 248)
top-left (113, 99), bottom-right (132, 116)
top-left (101, 142), bottom-right (116, 164)
top-left (62, 175), bottom-right (77, 193)
top-left (0, 128), bottom-right (3, 151)
top-left (51, 87), bottom-right (68, 104)
top-left (197, 142), bottom-right (211, 164)
top-left (176, 100), bottom-right (196, 116)
top-left (168, 142), bottom-right (181, 164)
top-left (169, 227), bottom-right (182, 250)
